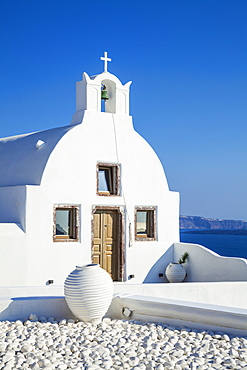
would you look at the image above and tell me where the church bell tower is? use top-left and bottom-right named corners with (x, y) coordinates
top-left (71, 52), bottom-right (132, 125)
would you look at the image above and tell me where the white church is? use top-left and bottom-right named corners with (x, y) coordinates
top-left (0, 53), bottom-right (247, 331)
top-left (0, 52), bottom-right (179, 287)
top-left (0, 52), bottom-right (246, 291)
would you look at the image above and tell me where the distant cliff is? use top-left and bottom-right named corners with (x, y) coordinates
top-left (180, 215), bottom-right (247, 230)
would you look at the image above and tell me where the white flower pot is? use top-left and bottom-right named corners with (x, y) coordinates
top-left (64, 264), bottom-right (113, 324)
top-left (165, 263), bottom-right (186, 283)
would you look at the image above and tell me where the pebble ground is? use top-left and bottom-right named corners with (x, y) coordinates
top-left (0, 315), bottom-right (247, 369)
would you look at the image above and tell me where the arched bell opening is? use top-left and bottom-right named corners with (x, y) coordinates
top-left (101, 84), bottom-right (108, 112)
top-left (101, 79), bottom-right (116, 113)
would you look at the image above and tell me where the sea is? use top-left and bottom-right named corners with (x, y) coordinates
top-left (180, 230), bottom-right (247, 260)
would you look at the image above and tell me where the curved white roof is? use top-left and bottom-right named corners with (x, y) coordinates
top-left (0, 124), bottom-right (76, 187)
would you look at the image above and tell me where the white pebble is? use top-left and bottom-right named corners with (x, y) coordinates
top-left (0, 318), bottom-right (246, 369)
top-left (29, 313), bottom-right (39, 321)
top-left (21, 344), bottom-right (33, 352)
top-left (0, 342), bottom-right (7, 352)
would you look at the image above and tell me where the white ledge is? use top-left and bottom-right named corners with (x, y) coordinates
top-left (107, 293), bottom-right (247, 336)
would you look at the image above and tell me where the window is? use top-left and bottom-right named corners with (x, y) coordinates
top-left (53, 205), bottom-right (79, 242)
top-left (97, 163), bottom-right (120, 196)
top-left (135, 207), bottom-right (156, 241)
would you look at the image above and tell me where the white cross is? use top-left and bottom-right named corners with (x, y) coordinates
top-left (100, 51), bottom-right (111, 72)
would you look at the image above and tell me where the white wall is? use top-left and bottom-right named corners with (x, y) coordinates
top-left (35, 111), bottom-right (179, 286)
top-left (113, 281), bottom-right (247, 309)
top-left (0, 223), bottom-right (27, 286)
top-left (0, 187), bottom-right (28, 286)
top-left (0, 186), bottom-right (26, 229)
top-left (0, 109), bottom-right (179, 287)
top-left (174, 242), bottom-right (247, 282)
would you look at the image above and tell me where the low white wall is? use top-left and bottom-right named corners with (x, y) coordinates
top-left (1, 283), bottom-right (247, 336)
top-left (0, 285), bottom-right (73, 322)
top-left (113, 281), bottom-right (247, 309)
top-left (0, 297), bottom-right (74, 322)
top-left (0, 285), bottom-right (64, 298)
top-left (173, 242), bottom-right (247, 282)
top-left (107, 294), bottom-right (247, 337)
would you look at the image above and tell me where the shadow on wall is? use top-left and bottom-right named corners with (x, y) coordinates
top-left (0, 296), bottom-right (75, 322)
top-left (0, 125), bottom-right (76, 187)
top-left (143, 245), bottom-right (175, 283)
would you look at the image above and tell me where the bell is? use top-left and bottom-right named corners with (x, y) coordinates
top-left (101, 85), bottom-right (109, 100)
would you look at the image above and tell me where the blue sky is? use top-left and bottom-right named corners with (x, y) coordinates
top-left (0, 0), bottom-right (246, 221)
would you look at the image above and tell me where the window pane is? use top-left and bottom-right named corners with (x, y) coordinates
top-left (98, 169), bottom-right (111, 192)
top-left (56, 210), bottom-right (70, 236)
top-left (136, 211), bottom-right (148, 235)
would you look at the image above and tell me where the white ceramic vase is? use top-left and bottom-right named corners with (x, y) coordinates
top-left (64, 264), bottom-right (113, 324)
top-left (165, 263), bottom-right (186, 283)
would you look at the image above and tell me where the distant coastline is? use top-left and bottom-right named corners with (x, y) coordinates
top-left (181, 229), bottom-right (247, 235)
top-left (180, 215), bottom-right (247, 231)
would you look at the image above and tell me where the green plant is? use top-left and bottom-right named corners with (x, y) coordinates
top-left (178, 251), bottom-right (188, 264)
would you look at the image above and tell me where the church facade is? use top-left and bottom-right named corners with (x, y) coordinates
top-left (0, 53), bottom-right (179, 287)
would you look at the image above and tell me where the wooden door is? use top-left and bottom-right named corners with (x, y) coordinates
top-left (93, 210), bottom-right (119, 280)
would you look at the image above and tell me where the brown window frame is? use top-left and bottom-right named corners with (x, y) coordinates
top-left (135, 206), bottom-right (157, 241)
top-left (53, 205), bottom-right (79, 242)
top-left (96, 163), bottom-right (120, 196)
